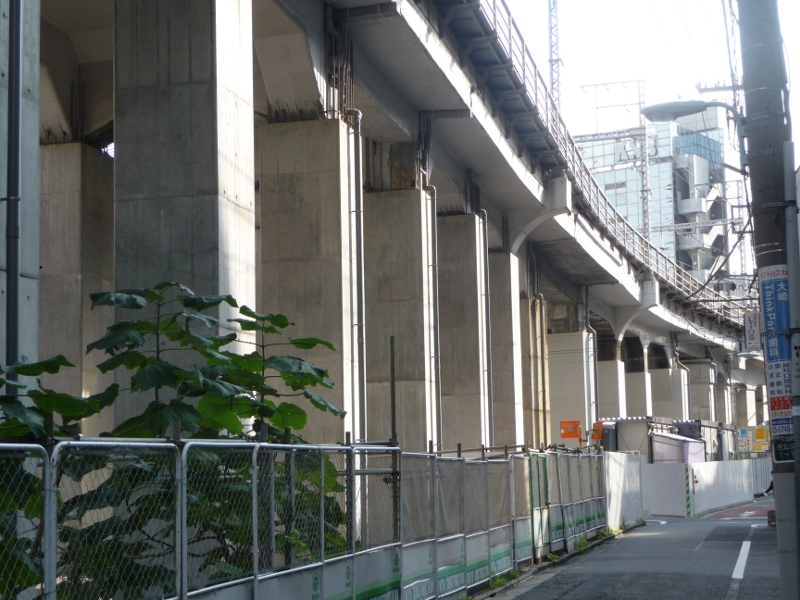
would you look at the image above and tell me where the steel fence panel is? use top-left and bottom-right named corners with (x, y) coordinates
top-left (436, 458), bottom-right (464, 538)
top-left (54, 441), bottom-right (179, 600)
top-left (0, 444), bottom-right (50, 600)
top-left (488, 461), bottom-right (510, 529)
top-left (511, 456), bottom-right (530, 518)
top-left (464, 462), bottom-right (488, 534)
top-left (355, 448), bottom-right (400, 550)
top-left (402, 455), bottom-right (434, 543)
top-left (183, 443), bottom-right (256, 590)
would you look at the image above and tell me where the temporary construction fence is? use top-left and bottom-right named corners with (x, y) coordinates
top-left (0, 441), bottom-right (605, 600)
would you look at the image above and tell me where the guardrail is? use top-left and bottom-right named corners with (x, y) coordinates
top-left (0, 441), bottom-right (606, 600)
top-left (435, 0), bottom-right (749, 326)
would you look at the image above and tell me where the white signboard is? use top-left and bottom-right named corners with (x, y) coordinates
top-left (743, 310), bottom-right (761, 352)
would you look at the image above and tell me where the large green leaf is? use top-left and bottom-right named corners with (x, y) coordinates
top-left (0, 397), bottom-right (45, 437)
top-left (265, 356), bottom-right (328, 381)
top-left (169, 310), bottom-right (218, 330)
top-left (289, 337), bottom-right (336, 351)
top-left (205, 351), bottom-right (263, 372)
top-left (97, 351), bottom-right (148, 373)
top-left (195, 369), bottom-right (249, 398)
top-left (269, 402), bottom-right (307, 430)
top-left (86, 330), bottom-right (147, 355)
top-left (110, 414), bottom-right (151, 438)
top-left (303, 390), bottom-right (346, 417)
top-left (90, 290), bottom-right (148, 309)
top-left (8, 355), bottom-right (75, 376)
top-left (142, 400), bottom-right (202, 435)
top-left (0, 543), bottom-right (40, 594)
top-left (197, 396), bottom-right (253, 434)
top-left (131, 360), bottom-right (183, 392)
top-left (227, 318), bottom-right (281, 335)
top-left (28, 387), bottom-right (94, 420)
top-left (89, 383), bottom-right (121, 409)
top-left (182, 295), bottom-right (238, 311)
top-left (239, 306), bottom-right (292, 328)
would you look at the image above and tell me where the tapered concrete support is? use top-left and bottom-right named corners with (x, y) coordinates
top-left (363, 189), bottom-right (436, 452)
top-left (716, 374), bottom-right (732, 425)
top-left (651, 369), bottom-right (688, 420)
top-left (597, 361), bottom-right (626, 418)
top-left (548, 331), bottom-right (593, 448)
top-left (687, 362), bottom-right (716, 420)
top-left (0, 0), bottom-right (40, 367)
top-left (39, 144), bottom-right (114, 434)
top-left (438, 214), bottom-right (489, 450)
top-left (736, 385), bottom-right (758, 427)
top-left (114, 0), bottom-right (255, 424)
top-left (489, 252), bottom-right (524, 447)
top-left (258, 119), bottom-right (359, 443)
top-left (522, 297), bottom-right (551, 447)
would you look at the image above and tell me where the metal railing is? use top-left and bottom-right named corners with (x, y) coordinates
top-left (434, 0), bottom-right (748, 326)
top-left (0, 441), bottom-right (605, 600)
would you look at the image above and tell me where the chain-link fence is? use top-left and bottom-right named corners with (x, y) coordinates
top-left (0, 441), bottom-right (604, 600)
top-left (0, 444), bottom-right (50, 600)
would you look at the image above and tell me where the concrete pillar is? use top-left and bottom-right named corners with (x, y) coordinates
top-left (715, 373), bottom-right (732, 425)
top-left (651, 369), bottom-right (688, 420)
top-left (597, 360), bottom-right (626, 418)
top-left (363, 189), bottom-right (436, 452)
top-left (0, 0), bottom-right (40, 366)
top-left (522, 296), bottom-right (551, 447)
top-left (625, 340), bottom-right (652, 417)
top-left (438, 213), bottom-right (489, 450)
top-left (39, 144), bottom-right (114, 434)
top-left (687, 361), bottom-right (716, 420)
top-left (258, 119), bottom-right (359, 444)
top-left (114, 0), bottom-right (255, 423)
top-left (489, 252), bottom-right (524, 447)
top-left (548, 331), bottom-right (593, 449)
top-left (736, 385), bottom-right (757, 427)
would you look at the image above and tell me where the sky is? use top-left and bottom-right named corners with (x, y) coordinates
top-left (505, 0), bottom-right (800, 167)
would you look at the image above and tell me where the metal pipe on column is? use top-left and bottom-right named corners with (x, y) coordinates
top-left (479, 210), bottom-right (494, 446)
top-left (424, 185), bottom-right (444, 450)
top-left (4, 0), bottom-right (22, 386)
top-left (346, 109), bottom-right (367, 443)
top-left (584, 287), bottom-right (600, 425)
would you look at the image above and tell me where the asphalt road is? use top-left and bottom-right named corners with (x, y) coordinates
top-left (500, 497), bottom-right (779, 600)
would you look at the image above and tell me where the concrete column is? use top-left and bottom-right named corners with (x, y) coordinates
top-left (522, 296), bottom-right (551, 447)
top-left (597, 360), bottom-right (626, 418)
top-left (363, 189), bottom-right (436, 452)
top-left (489, 252), bottom-right (524, 447)
top-left (651, 368), bottom-right (688, 420)
top-left (258, 119), bottom-right (358, 444)
top-left (438, 213), bottom-right (489, 450)
top-left (39, 144), bottom-right (114, 434)
top-left (687, 361), bottom-right (716, 420)
top-left (548, 330), bottom-right (593, 449)
top-left (626, 341), bottom-right (652, 417)
top-left (736, 385), bottom-right (757, 427)
top-left (0, 0), bottom-right (40, 366)
top-left (114, 0), bottom-right (255, 423)
top-left (715, 373), bottom-right (732, 425)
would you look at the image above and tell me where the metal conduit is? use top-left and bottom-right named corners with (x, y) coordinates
top-left (424, 185), bottom-right (444, 449)
top-left (479, 210), bottom-right (494, 445)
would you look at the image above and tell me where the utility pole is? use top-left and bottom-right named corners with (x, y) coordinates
top-left (737, 1), bottom-right (798, 597)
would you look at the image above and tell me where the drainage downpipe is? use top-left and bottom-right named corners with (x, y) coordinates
top-left (479, 210), bottom-right (494, 445)
top-left (533, 293), bottom-right (549, 448)
top-left (346, 109), bottom-right (367, 442)
top-left (5, 0), bottom-right (22, 392)
top-left (584, 287), bottom-right (600, 427)
top-left (424, 185), bottom-right (443, 449)
top-left (675, 353), bottom-right (692, 420)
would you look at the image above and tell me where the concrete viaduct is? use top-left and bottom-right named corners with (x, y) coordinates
top-left (2, 0), bottom-right (765, 452)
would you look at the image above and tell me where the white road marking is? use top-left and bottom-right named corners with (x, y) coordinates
top-left (750, 524), bottom-right (764, 529)
top-left (731, 541), bottom-right (751, 580)
top-left (645, 520), bottom-right (667, 525)
top-left (693, 541), bottom-right (704, 552)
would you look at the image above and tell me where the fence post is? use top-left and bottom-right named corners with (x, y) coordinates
top-left (267, 450), bottom-right (276, 573)
top-left (43, 447), bottom-right (57, 600)
top-left (179, 445), bottom-right (189, 600)
top-left (485, 460), bottom-right (492, 577)
top-left (252, 446), bottom-right (260, 600)
top-left (288, 450), bottom-right (296, 567)
top-left (432, 455), bottom-right (440, 598)
top-left (319, 450), bottom-right (326, 600)
top-left (508, 459), bottom-right (515, 566)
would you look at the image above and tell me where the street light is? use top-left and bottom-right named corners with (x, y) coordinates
top-left (641, 100), bottom-right (748, 171)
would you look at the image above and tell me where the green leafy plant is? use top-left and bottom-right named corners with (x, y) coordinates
top-left (546, 552), bottom-right (559, 562)
top-left (575, 536), bottom-right (590, 552)
top-left (596, 528), bottom-right (609, 539)
top-left (0, 282), bottom-right (347, 599)
top-left (489, 575), bottom-right (508, 589)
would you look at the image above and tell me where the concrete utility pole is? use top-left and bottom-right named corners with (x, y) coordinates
top-left (737, 1), bottom-right (798, 597)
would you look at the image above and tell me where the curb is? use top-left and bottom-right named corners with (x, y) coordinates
top-left (471, 523), bottom-right (645, 600)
